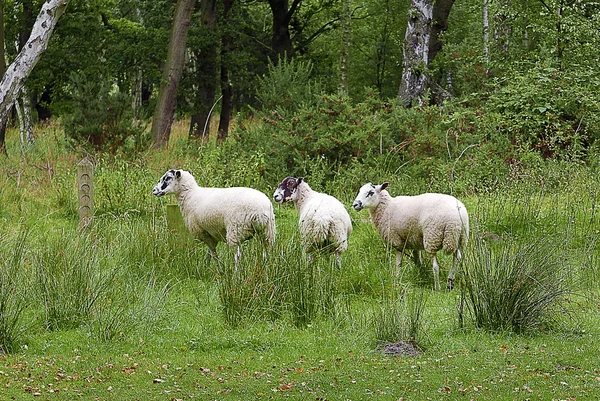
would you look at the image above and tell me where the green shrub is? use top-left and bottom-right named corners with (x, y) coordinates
top-left (255, 57), bottom-right (322, 116)
top-left (486, 66), bottom-right (600, 161)
top-left (57, 71), bottom-right (149, 153)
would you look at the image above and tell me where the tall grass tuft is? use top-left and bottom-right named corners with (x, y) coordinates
top-left (459, 235), bottom-right (572, 333)
top-left (88, 274), bottom-right (172, 342)
top-left (214, 236), bottom-right (340, 328)
top-left (35, 232), bottom-right (116, 330)
top-left (374, 285), bottom-right (428, 348)
top-left (215, 242), bottom-right (286, 327)
top-left (0, 230), bottom-right (31, 354)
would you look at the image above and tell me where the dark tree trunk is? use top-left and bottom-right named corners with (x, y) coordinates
top-left (151, 0), bottom-right (196, 149)
top-left (398, 0), bottom-right (454, 107)
top-left (267, 0), bottom-right (301, 59)
top-left (429, 0), bottom-right (455, 61)
top-left (217, 0), bottom-right (234, 144)
top-left (189, 0), bottom-right (218, 141)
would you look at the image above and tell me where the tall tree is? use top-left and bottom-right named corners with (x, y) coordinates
top-left (151, 0), bottom-right (196, 149)
top-left (398, 0), bottom-right (454, 107)
top-left (267, 0), bottom-right (302, 59)
top-left (0, 0), bottom-right (68, 131)
top-left (188, 0), bottom-right (217, 141)
top-left (0, 0), bottom-right (6, 155)
top-left (15, 0), bottom-right (35, 148)
top-left (217, 0), bottom-right (234, 144)
top-left (338, 0), bottom-right (351, 95)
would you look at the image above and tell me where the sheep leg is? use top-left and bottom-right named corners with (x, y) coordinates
top-left (447, 249), bottom-right (463, 291)
top-left (412, 250), bottom-right (422, 266)
top-left (432, 255), bottom-right (441, 291)
top-left (234, 245), bottom-right (242, 267)
top-left (334, 252), bottom-right (342, 270)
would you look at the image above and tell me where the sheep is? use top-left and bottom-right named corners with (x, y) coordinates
top-left (273, 177), bottom-right (352, 268)
top-left (352, 182), bottom-right (469, 290)
top-left (152, 169), bottom-right (276, 263)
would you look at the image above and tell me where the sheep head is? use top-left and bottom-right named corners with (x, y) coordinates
top-left (273, 177), bottom-right (303, 203)
top-left (152, 169), bottom-right (182, 197)
top-left (352, 182), bottom-right (389, 211)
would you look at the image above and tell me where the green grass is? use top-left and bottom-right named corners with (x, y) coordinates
top-left (1, 123), bottom-right (600, 399)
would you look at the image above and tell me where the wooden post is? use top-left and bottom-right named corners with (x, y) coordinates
top-left (77, 158), bottom-right (94, 230)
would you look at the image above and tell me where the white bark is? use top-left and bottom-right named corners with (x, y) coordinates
top-left (398, 0), bottom-right (433, 107)
top-left (0, 0), bottom-right (68, 125)
top-left (483, 0), bottom-right (490, 71)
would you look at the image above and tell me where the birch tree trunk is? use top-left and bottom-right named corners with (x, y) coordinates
top-left (483, 0), bottom-right (490, 74)
top-left (398, 0), bottom-right (454, 107)
top-left (338, 0), bottom-right (351, 95)
top-left (150, 0), bottom-right (196, 149)
top-left (398, 0), bottom-right (434, 107)
top-left (0, 0), bottom-right (7, 155)
top-left (0, 0), bottom-right (68, 129)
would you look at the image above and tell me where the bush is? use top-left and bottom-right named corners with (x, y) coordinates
top-left (57, 72), bottom-right (149, 153)
top-left (255, 57), bottom-right (323, 116)
top-left (486, 66), bottom-right (600, 161)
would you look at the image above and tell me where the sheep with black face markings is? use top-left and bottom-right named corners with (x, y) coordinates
top-left (273, 177), bottom-right (352, 268)
top-left (153, 169), bottom-right (275, 262)
top-left (352, 182), bottom-right (469, 290)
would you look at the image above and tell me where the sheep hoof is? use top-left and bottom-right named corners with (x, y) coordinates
top-left (446, 278), bottom-right (454, 291)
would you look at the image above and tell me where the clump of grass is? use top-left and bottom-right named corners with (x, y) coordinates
top-left (215, 241), bottom-right (286, 327)
top-left (374, 285), bottom-right (428, 348)
top-left (34, 231), bottom-right (116, 330)
top-left (0, 229), bottom-right (31, 354)
top-left (459, 235), bottom-right (572, 333)
top-left (88, 274), bottom-right (173, 342)
top-left (214, 236), bottom-right (341, 328)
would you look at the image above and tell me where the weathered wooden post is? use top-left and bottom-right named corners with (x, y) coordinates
top-left (77, 158), bottom-right (94, 230)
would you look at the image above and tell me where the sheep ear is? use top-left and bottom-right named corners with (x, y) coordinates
top-left (297, 177), bottom-right (304, 186)
top-left (380, 182), bottom-right (389, 191)
top-left (175, 170), bottom-right (181, 179)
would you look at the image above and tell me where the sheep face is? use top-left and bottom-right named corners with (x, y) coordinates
top-left (152, 169), bottom-right (181, 197)
top-left (352, 182), bottom-right (389, 211)
top-left (273, 177), bottom-right (303, 203)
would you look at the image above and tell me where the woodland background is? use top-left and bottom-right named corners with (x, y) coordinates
top-left (0, 0), bottom-right (598, 173)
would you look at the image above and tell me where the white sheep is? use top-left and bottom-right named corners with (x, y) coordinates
top-left (352, 182), bottom-right (469, 290)
top-left (273, 177), bottom-right (352, 267)
top-left (152, 169), bottom-right (276, 262)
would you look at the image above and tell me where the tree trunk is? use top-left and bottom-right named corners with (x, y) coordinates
top-left (398, 0), bottom-right (454, 107)
top-left (17, 1), bottom-right (35, 147)
top-left (0, 0), bottom-right (7, 156)
top-left (0, 0), bottom-right (68, 130)
top-left (189, 0), bottom-right (217, 141)
top-left (217, 0), bottom-right (234, 144)
top-left (150, 0), bottom-right (196, 149)
top-left (267, 0), bottom-right (301, 59)
top-left (338, 0), bottom-right (351, 95)
top-left (483, 0), bottom-right (489, 74)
